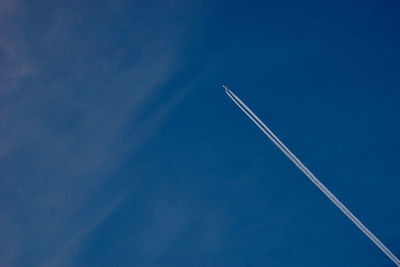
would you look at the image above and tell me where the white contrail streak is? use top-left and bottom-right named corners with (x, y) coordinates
top-left (223, 85), bottom-right (400, 266)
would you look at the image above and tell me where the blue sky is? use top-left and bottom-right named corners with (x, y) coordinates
top-left (1, 0), bottom-right (399, 266)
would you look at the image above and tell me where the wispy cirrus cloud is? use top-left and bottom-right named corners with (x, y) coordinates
top-left (0, 1), bottom-right (201, 266)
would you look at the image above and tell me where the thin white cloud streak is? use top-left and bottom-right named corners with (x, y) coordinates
top-left (0, 2), bottom-right (191, 265)
top-left (224, 86), bottom-right (400, 266)
top-left (45, 79), bottom-right (195, 267)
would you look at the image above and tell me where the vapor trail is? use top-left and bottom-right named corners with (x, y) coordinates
top-left (223, 85), bottom-right (400, 266)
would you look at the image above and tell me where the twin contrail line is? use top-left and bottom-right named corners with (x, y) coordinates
top-left (223, 85), bottom-right (400, 266)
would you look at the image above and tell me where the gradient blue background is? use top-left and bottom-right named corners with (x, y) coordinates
top-left (1, 0), bottom-right (399, 266)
